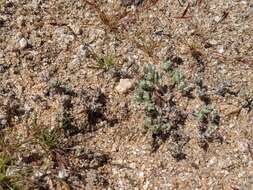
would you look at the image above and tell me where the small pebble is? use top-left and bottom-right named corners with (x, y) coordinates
top-left (17, 16), bottom-right (25, 28)
top-left (0, 114), bottom-right (8, 126)
top-left (69, 24), bottom-right (82, 35)
top-left (121, 0), bottom-right (144, 6)
top-left (218, 46), bottom-right (224, 54)
top-left (0, 51), bottom-right (4, 58)
top-left (209, 39), bottom-right (218, 45)
top-left (116, 79), bottom-right (134, 94)
top-left (19, 38), bottom-right (28, 49)
top-left (58, 169), bottom-right (69, 179)
top-left (34, 170), bottom-right (44, 178)
top-left (0, 64), bottom-right (6, 73)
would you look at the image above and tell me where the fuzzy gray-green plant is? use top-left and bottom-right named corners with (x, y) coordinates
top-left (160, 60), bottom-right (173, 72)
top-left (197, 106), bottom-right (210, 123)
top-left (172, 71), bottom-right (194, 95)
top-left (134, 64), bottom-right (171, 136)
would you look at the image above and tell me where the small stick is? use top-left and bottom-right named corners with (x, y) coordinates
top-left (177, 0), bottom-right (184, 7)
top-left (217, 11), bottom-right (229, 24)
top-left (197, 0), bottom-right (204, 7)
top-left (174, 3), bottom-right (192, 19)
top-left (248, 143), bottom-right (253, 160)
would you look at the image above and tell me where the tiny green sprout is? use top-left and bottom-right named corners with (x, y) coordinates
top-left (96, 53), bottom-right (116, 71)
top-left (162, 123), bottom-right (172, 131)
top-left (153, 71), bottom-right (161, 85)
top-left (131, 64), bottom-right (139, 73)
top-left (62, 85), bottom-right (72, 94)
top-left (160, 60), bottom-right (173, 72)
top-left (144, 64), bottom-right (155, 75)
top-left (49, 80), bottom-right (73, 95)
top-left (210, 109), bottom-right (220, 125)
top-left (197, 106), bottom-right (210, 123)
top-left (143, 64), bottom-right (161, 85)
top-left (178, 81), bottom-right (187, 91)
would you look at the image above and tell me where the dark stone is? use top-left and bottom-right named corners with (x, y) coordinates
top-left (121, 0), bottom-right (144, 6)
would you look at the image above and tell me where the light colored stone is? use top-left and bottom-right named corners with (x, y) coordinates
top-left (218, 46), bottom-right (224, 54)
top-left (69, 24), bottom-right (82, 35)
top-left (207, 156), bottom-right (217, 167)
top-left (115, 79), bottom-right (134, 94)
top-left (209, 39), bottom-right (218, 45)
top-left (17, 16), bottom-right (25, 28)
top-left (19, 38), bottom-right (28, 49)
top-left (0, 51), bottom-right (3, 58)
top-left (58, 169), bottom-right (69, 179)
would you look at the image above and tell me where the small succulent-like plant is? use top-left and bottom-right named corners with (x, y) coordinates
top-left (134, 64), bottom-right (173, 141)
top-left (197, 106), bottom-right (210, 123)
top-left (172, 71), bottom-right (185, 84)
top-left (172, 71), bottom-right (193, 96)
top-left (160, 60), bottom-right (173, 73)
top-left (134, 62), bottom-right (210, 157)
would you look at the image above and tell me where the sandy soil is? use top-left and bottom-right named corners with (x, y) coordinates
top-left (0, 0), bottom-right (252, 189)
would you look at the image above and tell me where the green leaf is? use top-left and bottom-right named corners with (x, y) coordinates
top-left (144, 116), bottom-right (152, 127)
top-left (160, 60), bottom-right (173, 72)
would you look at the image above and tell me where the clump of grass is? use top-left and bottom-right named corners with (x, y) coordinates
top-left (0, 155), bottom-right (20, 190)
top-left (38, 128), bottom-right (59, 151)
top-left (85, 46), bottom-right (118, 72)
top-left (133, 34), bottom-right (161, 63)
top-left (84, 0), bottom-right (129, 32)
top-left (95, 53), bottom-right (116, 71)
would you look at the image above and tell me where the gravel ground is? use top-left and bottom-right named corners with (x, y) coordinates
top-left (0, 0), bottom-right (252, 189)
